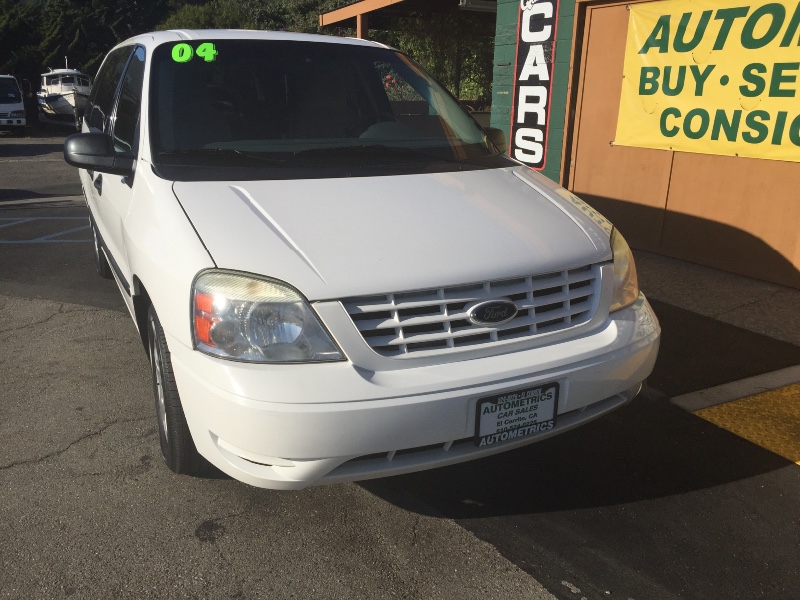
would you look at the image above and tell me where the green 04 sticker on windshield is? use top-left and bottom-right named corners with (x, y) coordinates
top-left (171, 42), bottom-right (218, 63)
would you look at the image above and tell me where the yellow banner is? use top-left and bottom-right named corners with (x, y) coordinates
top-left (616, 0), bottom-right (800, 163)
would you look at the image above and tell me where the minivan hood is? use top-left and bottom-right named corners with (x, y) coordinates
top-left (173, 166), bottom-right (612, 301)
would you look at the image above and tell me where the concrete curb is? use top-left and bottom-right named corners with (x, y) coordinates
top-left (671, 365), bottom-right (800, 412)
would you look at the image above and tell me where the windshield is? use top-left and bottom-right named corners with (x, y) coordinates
top-left (0, 78), bottom-right (22, 104)
top-left (150, 39), bottom-right (507, 180)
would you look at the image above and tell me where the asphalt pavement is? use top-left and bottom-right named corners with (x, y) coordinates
top-left (2, 131), bottom-right (800, 599)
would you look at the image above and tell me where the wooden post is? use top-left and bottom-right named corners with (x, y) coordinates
top-left (357, 13), bottom-right (369, 39)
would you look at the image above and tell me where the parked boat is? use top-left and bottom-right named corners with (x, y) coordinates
top-left (37, 68), bottom-right (92, 128)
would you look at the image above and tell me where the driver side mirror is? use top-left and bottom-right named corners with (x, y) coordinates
top-left (64, 132), bottom-right (134, 176)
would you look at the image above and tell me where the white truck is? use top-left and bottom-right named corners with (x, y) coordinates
top-left (0, 75), bottom-right (26, 136)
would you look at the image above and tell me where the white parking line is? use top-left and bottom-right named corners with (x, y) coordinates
top-left (0, 195), bottom-right (83, 206)
top-left (671, 365), bottom-right (800, 412)
top-left (0, 158), bottom-right (65, 163)
top-left (0, 216), bottom-right (90, 244)
top-left (0, 217), bottom-right (36, 230)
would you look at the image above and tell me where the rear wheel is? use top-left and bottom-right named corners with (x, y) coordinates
top-left (148, 306), bottom-right (207, 475)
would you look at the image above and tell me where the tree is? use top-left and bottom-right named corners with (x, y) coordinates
top-left (156, 0), bottom-right (494, 102)
top-left (1, 0), bottom-right (171, 84)
top-left (0, 0), bottom-right (494, 103)
top-left (158, 0), bottom-right (353, 33)
top-left (372, 12), bottom-right (494, 104)
top-left (38, 0), bottom-right (170, 73)
top-left (0, 0), bottom-right (43, 77)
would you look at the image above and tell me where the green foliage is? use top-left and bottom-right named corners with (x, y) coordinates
top-left (158, 0), bottom-right (353, 33)
top-left (0, 0), bottom-right (43, 78)
top-left (159, 3), bottom-right (234, 30)
top-left (157, 1), bottom-right (494, 102)
top-left (372, 13), bottom-right (494, 103)
top-left (0, 0), bottom-right (494, 103)
top-left (1, 0), bottom-right (170, 84)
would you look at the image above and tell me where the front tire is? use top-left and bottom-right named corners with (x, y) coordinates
top-left (147, 306), bottom-right (207, 475)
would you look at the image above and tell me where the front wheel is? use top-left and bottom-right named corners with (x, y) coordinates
top-left (148, 306), bottom-right (207, 475)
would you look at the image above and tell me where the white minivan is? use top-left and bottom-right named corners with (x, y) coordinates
top-left (64, 30), bottom-right (660, 490)
top-left (0, 75), bottom-right (26, 135)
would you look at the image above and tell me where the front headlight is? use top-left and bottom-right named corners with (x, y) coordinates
top-left (192, 271), bottom-right (344, 363)
top-left (609, 228), bottom-right (639, 312)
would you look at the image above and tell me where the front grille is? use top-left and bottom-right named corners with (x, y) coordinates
top-left (341, 265), bottom-right (599, 357)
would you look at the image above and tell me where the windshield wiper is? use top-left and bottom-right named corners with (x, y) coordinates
top-left (158, 148), bottom-right (295, 166)
top-left (158, 144), bottom-right (476, 170)
top-left (292, 144), bottom-right (464, 165)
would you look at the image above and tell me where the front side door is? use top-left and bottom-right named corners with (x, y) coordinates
top-left (84, 46), bottom-right (146, 303)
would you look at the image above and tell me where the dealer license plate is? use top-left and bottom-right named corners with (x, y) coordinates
top-left (474, 382), bottom-right (559, 447)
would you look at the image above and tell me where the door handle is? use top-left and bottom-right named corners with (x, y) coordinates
top-left (93, 174), bottom-right (103, 195)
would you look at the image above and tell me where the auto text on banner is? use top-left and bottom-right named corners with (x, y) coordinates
top-left (615, 0), bottom-right (800, 163)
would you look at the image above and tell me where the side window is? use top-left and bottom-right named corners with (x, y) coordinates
top-left (86, 47), bottom-right (133, 133)
top-left (112, 47), bottom-right (145, 155)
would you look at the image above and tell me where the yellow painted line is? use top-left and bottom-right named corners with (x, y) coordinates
top-left (695, 383), bottom-right (800, 465)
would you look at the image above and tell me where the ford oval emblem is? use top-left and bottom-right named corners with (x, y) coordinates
top-left (468, 300), bottom-right (518, 326)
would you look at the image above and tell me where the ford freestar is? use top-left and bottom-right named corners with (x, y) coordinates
top-left (64, 30), bottom-right (660, 490)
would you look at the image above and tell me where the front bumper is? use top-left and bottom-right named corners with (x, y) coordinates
top-left (168, 295), bottom-right (660, 489)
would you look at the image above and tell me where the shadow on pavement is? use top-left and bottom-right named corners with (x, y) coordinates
top-left (647, 299), bottom-right (800, 398)
top-left (362, 390), bottom-right (800, 598)
top-left (361, 391), bottom-right (793, 518)
top-left (0, 141), bottom-right (64, 157)
top-left (363, 296), bottom-right (800, 517)
top-left (0, 188), bottom-right (73, 201)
